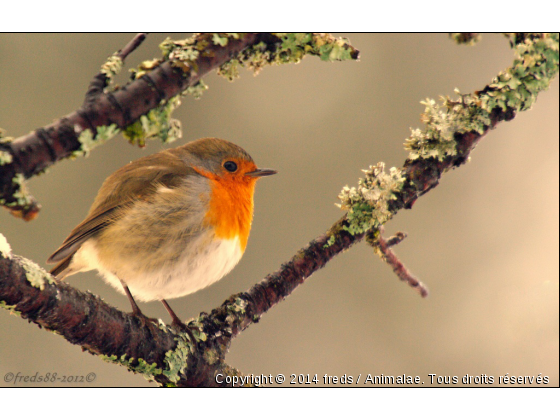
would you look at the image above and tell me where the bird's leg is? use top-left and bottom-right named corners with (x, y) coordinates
top-left (161, 299), bottom-right (197, 345)
top-left (161, 299), bottom-right (184, 327)
top-left (119, 279), bottom-right (157, 325)
top-left (120, 279), bottom-right (142, 316)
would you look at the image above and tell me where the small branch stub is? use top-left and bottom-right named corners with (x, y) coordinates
top-left (367, 228), bottom-right (429, 298)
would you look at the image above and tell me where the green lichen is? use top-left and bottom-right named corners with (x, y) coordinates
top-left (97, 124), bottom-right (120, 141)
top-left (231, 296), bottom-right (247, 315)
top-left (99, 305), bottom-right (236, 384)
top-left (184, 80), bottom-right (208, 100)
top-left (157, 318), bottom-right (171, 332)
top-left (100, 54), bottom-right (123, 81)
top-left (217, 33), bottom-right (359, 80)
top-left (159, 37), bottom-right (189, 59)
top-left (137, 33), bottom-right (357, 104)
top-left (203, 347), bottom-right (220, 365)
top-left (274, 33), bottom-right (357, 63)
top-left (481, 33), bottom-right (559, 113)
top-left (162, 331), bottom-right (193, 383)
top-left (129, 58), bottom-right (163, 80)
top-left (216, 296), bottom-right (250, 337)
top-left (212, 33), bottom-right (242, 47)
top-left (332, 33), bottom-right (558, 244)
top-left (12, 174), bottom-right (28, 205)
top-left (405, 33), bottom-right (558, 163)
top-left (0, 301), bottom-right (21, 316)
top-left (0, 234), bottom-right (12, 259)
top-left (74, 124), bottom-right (120, 157)
top-left (100, 354), bottom-right (123, 366)
top-left (101, 354), bottom-right (163, 381)
top-left (337, 163), bottom-right (406, 236)
top-left (172, 47), bottom-right (199, 62)
top-left (0, 174), bottom-right (38, 220)
top-left (404, 92), bottom-right (491, 161)
top-left (19, 257), bottom-right (53, 290)
top-left (324, 234), bottom-right (336, 248)
top-left (159, 36), bottom-right (204, 73)
top-left (122, 96), bottom-right (181, 147)
top-left (0, 127), bottom-right (13, 143)
top-left (75, 129), bottom-right (94, 153)
top-left (218, 58), bottom-right (242, 81)
top-left (0, 150), bottom-right (13, 165)
top-left (4, 174), bottom-right (34, 210)
top-left (134, 359), bottom-right (163, 381)
top-left (130, 51), bottom-right (207, 99)
top-left (162, 33), bottom-right (243, 60)
top-left (312, 33), bottom-right (360, 61)
top-left (212, 33), bottom-right (229, 47)
top-left (190, 324), bottom-right (207, 342)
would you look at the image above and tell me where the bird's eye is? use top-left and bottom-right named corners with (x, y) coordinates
top-left (223, 161), bottom-right (238, 172)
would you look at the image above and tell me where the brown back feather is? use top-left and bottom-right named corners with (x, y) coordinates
top-left (47, 148), bottom-right (199, 264)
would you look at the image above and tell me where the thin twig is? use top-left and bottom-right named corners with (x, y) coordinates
top-left (117, 33), bottom-right (148, 61)
top-left (385, 231), bottom-right (407, 248)
top-left (367, 228), bottom-right (429, 298)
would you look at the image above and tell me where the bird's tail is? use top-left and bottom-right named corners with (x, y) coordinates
top-left (49, 257), bottom-right (72, 280)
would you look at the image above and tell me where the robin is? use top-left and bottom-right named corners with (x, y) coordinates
top-left (47, 137), bottom-right (276, 328)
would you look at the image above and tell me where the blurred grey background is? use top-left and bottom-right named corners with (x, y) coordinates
top-left (0, 33), bottom-right (558, 387)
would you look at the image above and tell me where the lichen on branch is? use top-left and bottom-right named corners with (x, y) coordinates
top-left (121, 33), bottom-right (358, 146)
top-left (404, 93), bottom-right (491, 161)
top-left (121, 97), bottom-right (182, 147)
top-left (482, 33), bottom-right (559, 112)
top-left (333, 33), bottom-right (558, 241)
top-left (216, 33), bottom-right (359, 80)
top-left (74, 124), bottom-right (120, 157)
top-left (0, 33), bottom-right (359, 221)
top-left (337, 163), bottom-right (406, 237)
top-left (100, 54), bottom-right (123, 83)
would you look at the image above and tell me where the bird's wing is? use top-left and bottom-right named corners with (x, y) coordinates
top-left (47, 149), bottom-right (197, 264)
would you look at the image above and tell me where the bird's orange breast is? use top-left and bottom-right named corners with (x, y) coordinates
top-left (194, 167), bottom-right (256, 251)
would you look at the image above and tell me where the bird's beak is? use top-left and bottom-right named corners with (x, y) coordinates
top-left (246, 168), bottom-right (277, 178)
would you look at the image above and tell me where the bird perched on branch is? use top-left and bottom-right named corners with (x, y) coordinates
top-left (48, 137), bottom-right (276, 329)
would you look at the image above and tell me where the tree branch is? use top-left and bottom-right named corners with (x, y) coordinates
top-left (0, 33), bottom-right (256, 220)
top-left (0, 33), bottom-right (358, 220)
top-left (0, 215), bottom-right (361, 386)
top-left (117, 33), bottom-right (148, 60)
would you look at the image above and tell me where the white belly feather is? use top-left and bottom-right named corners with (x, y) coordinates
top-left (73, 232), bottom-right (243, 302)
